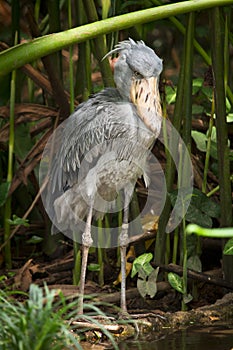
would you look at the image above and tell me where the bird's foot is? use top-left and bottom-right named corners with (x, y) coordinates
top-left (118, 309), bottom-right (131, 320)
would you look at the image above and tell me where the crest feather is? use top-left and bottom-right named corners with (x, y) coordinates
top-left (102, 38), bottom-right (146, 61)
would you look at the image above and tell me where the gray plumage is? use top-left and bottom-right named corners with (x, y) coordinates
top-left (47, 39), bottom-right (163, 233)
top-left (42, 38), bottom-right (163, 314)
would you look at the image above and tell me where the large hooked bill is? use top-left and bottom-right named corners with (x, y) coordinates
top-left (130, 76), bottom-right (162, 134)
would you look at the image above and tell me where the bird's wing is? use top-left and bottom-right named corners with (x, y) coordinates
top-left (49, 88), bottom-right (152, 194)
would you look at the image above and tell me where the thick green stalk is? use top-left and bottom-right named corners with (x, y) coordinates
top-left (68, 0), bottom-right (74, 112)
top-left (4, 59), bottom-right (18, 269)
top-left (182, 12), bottom-right (195, 152)
top-left (181, 217), bottom-right (188, 311)
top-left (82, 0), bottom-right (114, 87)
top-left (186, 224), bottom-right (233, 238)
top-left (155, 12), bottom-right (194, 265)
top-left (1, 0), bottom-right (233, 77)
top-left (155, 31), bottom-right (186, 265)
top-left (210, 7), bottom-right (233, 283)
top-left (75, 0), bottom-right (92, 100)
top-left (202, 94), bottom-right (214, 193)
top-left (210, 8), bottom-right (232, 227)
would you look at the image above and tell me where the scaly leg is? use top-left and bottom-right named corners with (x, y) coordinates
top-left (119, 203), bottom-right (129, 315)
top-left (78, 205), bottom-right (93, 315)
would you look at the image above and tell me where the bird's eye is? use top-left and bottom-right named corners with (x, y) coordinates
top-left (133, 71), bottom-right (142, 79)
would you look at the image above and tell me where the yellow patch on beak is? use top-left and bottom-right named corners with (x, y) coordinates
top-left (130, 76), bottom-right (162, 133)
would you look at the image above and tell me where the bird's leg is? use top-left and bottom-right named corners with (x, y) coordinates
top-left (119, 203), bottom-right (129, 316)
top-left (78, 205), bottom-right (93, 315)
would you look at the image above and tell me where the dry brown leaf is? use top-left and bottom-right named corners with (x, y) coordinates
top-left (113, 246), bottom-right (135, 286)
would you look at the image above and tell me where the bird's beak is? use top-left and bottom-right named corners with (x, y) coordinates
top-left (130, 76), bottom-right (162, 132)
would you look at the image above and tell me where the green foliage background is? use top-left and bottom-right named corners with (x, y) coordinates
top-left (0, 0), bottom-right (232, 286)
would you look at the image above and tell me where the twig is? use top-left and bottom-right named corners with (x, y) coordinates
top-left (153, 263), bottom-right (233, 290)
top-left (71, 321), bottom-right (123, 334)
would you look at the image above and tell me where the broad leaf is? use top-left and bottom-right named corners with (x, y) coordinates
top-left (187, 255), bottom-right (202, 272)
top-left (191, 130), bottom-right (207, 152)
top-left (88, 263), bottom-right (101, 272)
top-left (131, 252), bottom-right (153, 278)
top-left (168, 272), bottom-right (184, 294)
top-left (183, 293), bottom-right (193, 304)
top-left (26, 235), bottom-right (43, 244)
top-left (169, 188), bottom-right (220, 228)
top-left (137, 278), bottom-right (147, 298)
top-left (8, 215), bottom-right (29, 227)
top-left (147, 267), bottom-right (159, 298)
top-left (223, 238), bottom-right (233, 255)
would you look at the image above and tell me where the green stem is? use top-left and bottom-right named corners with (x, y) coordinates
top-left (1, 0), bottom-right (233, 76)
top-left (181, 217), bottom-right (188, 311)
top-left (82, 0), bottom-right (114, 87)
top-left (155, 12), bottom-right (187, 264)
top-left (68, 0), bottom-right (74, 112)
top-left (4, 33), bottom-right (18, 268)
top-left (172, 227), bottom-right (179, 264)
top-left (210, 8), bottom-right (232, 227)
top-left (182, 12), bottom-right (195, 152)
top-left (73, 241), bottom-right (81, 285)
top-left (152, 0), bottom-right (233, 106)
top-left (202, 93), bottom-right (214, 193)
top-left (186, 224), bottom-right (233, 238)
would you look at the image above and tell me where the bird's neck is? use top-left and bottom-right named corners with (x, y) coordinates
top-left (130, 77), bottom-right (163, 137)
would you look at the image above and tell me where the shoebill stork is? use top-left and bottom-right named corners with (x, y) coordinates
top-left (45, 39), bottom-right (163, 315)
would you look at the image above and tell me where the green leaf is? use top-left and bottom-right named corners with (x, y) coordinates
top-left (143, 262), bottom-right (154, 276)
top-left (192, 104), bottom-right (204, 115)
top-left (192, 78), bottom-right (204, 94)
top-left (165, 85), bottom-right (176, 104)
top-left (138, 267), bottom-right (147, 280)
top-left (191, 130), bottom-right (207, 152)
top-left (88, 263), bottom-right (101, 272)
top-left (26, 236), bottom-right (43, 244)
top-left (187, 255), bottom-right (202, 272)
top-left (0, 181), bottom-right (10, 207)
top-left (170, 188), bottom-right (220, 228)
top-left (137, 267), bottom-right (159, 298)
top-left (186, 205), bottom-right (213, 227)
top-left (131, 253), bottom-right (153, 278)
top-left (183, 293), bottom-right (193, 304)
top-left (8, 215), bottom-right (29, 227)
top-left (147, 267), bottom-right (159, 298)
top-left (223, 238), bottom-right (233, 255)
top-left (168, 272), bottom-right (184, 294)
top-left (227, 113), bottom-right (233, 123)
top-left (137, 278), bottom-right (147, 298)
top-left (202, 86), bottom-right (213, 101)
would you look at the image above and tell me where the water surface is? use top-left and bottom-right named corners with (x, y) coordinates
top-left (120, 325), bottom-right (233, 350)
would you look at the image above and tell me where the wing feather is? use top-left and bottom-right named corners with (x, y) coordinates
top-left (49, 88), bottom-right (146, 193)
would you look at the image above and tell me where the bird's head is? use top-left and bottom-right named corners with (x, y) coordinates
top-left (104, 38), bottom-right (163, 133)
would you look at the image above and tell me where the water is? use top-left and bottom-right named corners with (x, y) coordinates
top-left (119, 325), bottom-right (233, 350)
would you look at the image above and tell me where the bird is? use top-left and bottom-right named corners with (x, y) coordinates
top-left (43, 38), bottom-right (163, 316)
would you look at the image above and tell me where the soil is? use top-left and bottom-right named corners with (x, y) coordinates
top-left (1, 243), bottom-right (233, 337)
